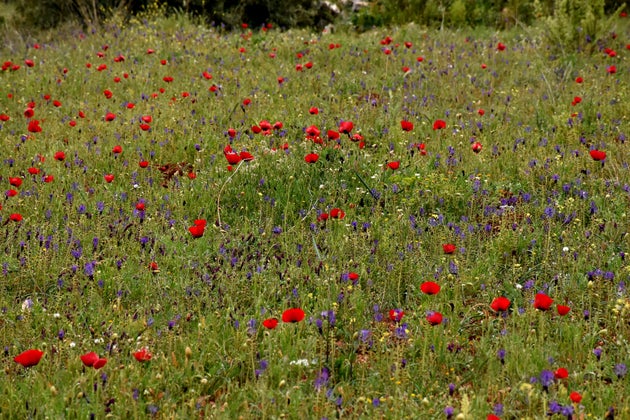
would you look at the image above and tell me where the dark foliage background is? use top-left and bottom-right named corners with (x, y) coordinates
top-left (6, 0), bottom-right (628, 33)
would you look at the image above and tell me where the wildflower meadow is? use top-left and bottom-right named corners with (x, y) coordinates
top-left (1, 9), bottom-right (629, 419)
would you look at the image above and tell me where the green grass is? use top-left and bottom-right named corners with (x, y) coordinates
top-left (0, 13), bottom-right (629, 419)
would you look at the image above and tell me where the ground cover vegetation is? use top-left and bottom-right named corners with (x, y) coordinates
top-left (0, 1), bottom-right (629, 418)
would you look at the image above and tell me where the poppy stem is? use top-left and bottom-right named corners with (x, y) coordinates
top-left (217, 161), bottom-right (243, 234)
top-left (353, 170), bottom-right (379, 201)
top-left (311, 234), bottom-right (324, 261)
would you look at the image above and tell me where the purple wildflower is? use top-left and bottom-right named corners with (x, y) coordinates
top-left (314, 367), bottom-right (330, 391)
top-left (615, 363), bottom-right (627, 378)
top-left (497, 349), bottom-right (506, 364)
top-left (540, 369), bottom-right (555, 391)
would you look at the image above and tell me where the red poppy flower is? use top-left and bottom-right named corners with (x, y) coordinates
top-left (14, 349), bottom-right (44, 367)
top-left (487, 415), bottom-right (501, 420)
top-left (24, 59), bottom-right (35, 67)
top-left (330, 208), bottom-right (345, 219)
top-left (433, 119), bottom-right (446, 130)
top-left (80, 351), bottom-right (99, 367)
top-left (387, 161), bottom-right (400, 170)
top-left (442, 243), bottom-right (456, 254)
top-left (242, 98), bottom-right (251, 106)
top-left (304, 153), bottom-right (319, 163)
top-left (569, 391), bottom-right (582, 404)
top-left (273, 121), bottom-right (284, 130)
top-left (239, 151), bottom-right (254, 161)
top-left (607, 65), bottom-right (616, 74)
top-left (104, 112), bottom-right (116, 121)
top-left (54, 151), bottom-right (65, 161)
top-left (52, 100), bottom-right (62, 107)
top-left (554, 367), bottom-right (568, 379)
top-left (227, 128), bottom-right (236, 138)
top-left (139, 124), bottom-right (150, 131)
top-left (327, 130), bottom-right (340, 141)
top-left (6, 189), bottom-right (18, 197)
top-left (188, 224), bottom-right (205, 238)
top-left (202, 71), bottom-right (212, 80)
top-left (69, 120), bottom-right (77, 127)
top-left (497, 42), bottom-right (506, 51)
top-left (93, 358), bottom-right (107, 369)
top-left (589, 149), bottom-right (606, 161)
top-left (103, 89), bottom-right (113, 99)
top-left (571, 96), bottom-right (582, 106)
top-left (135, 202), bottom-right (145, 211)
top-left (404, 41), bottom-right (412, 48)
top-left (282, 308), bottom-right (305, 323)
top-left (305, 61), bottom-right (313, 69)
top-left (28, 167), bottom-right (40, 175)
top-left (9, 213), bottom-right (23, 222)
top-left (348, 272), bottom-right (359, 283)
top-left (148, 261), bottom-right (159, 272)
top-left (309, 107), bottom-right (319, 115)
top-left (193, 219), bottom-right (207, 227)
top-left (104, 174), bottom-right (114, 183)
top-left (28, 120), bottom-right (42, 133)
top-left (262, 318), bottom-right (279, 329)
top-left (389, 309), bottom-right (404, 322)
top-left (224, 151), bottom-right (242, 164)
top-left (533, 293), bottom-right (554, 311)
top-left (575, 76), bottom-right (583, 83)
top-left (163, 76), bottom-right (173, 83)
top-left (305, 125), bottom-right (320, 137)
top-left (478, 109), bottom-right (485, 116)
top-left (490, 296), bottom-right (511, 312)
top-left (401, 120), bottom-right (413, 132)
top-left (112, 145), bottom-right (122, 154)
top-left (0, 114), bottom-right (9, 121)
top-left (133, 347), bottom-right (152, 362)
top-left (44, 175), bottom-right (54, 183)
top-left (471, 141), bottom-right (483, 153)
top-left (317, 213), bottom-right (329, 222)
top-left (339, 121), bottom-right (353, 134)
top-left (557, 305), bottom-right (571, 316)
top-left (9, 177), bottom-right (22, 187)
top-left (139, 160), bottom-right (149, 168)
top-left (420, 281), bottom-right (440, 295)
top-left (351, 132), bottom-right (364, 143)
top-left (426, 311), bottom-right (443, 325)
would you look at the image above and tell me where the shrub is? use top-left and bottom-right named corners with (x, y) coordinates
top-left (15, 0), bottom-right (133, 30)
top-left (538, 0), bottom-right (626, 53)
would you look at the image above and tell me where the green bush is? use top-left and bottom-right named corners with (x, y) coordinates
top-left (539, 0), bottom-right (626, 53)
